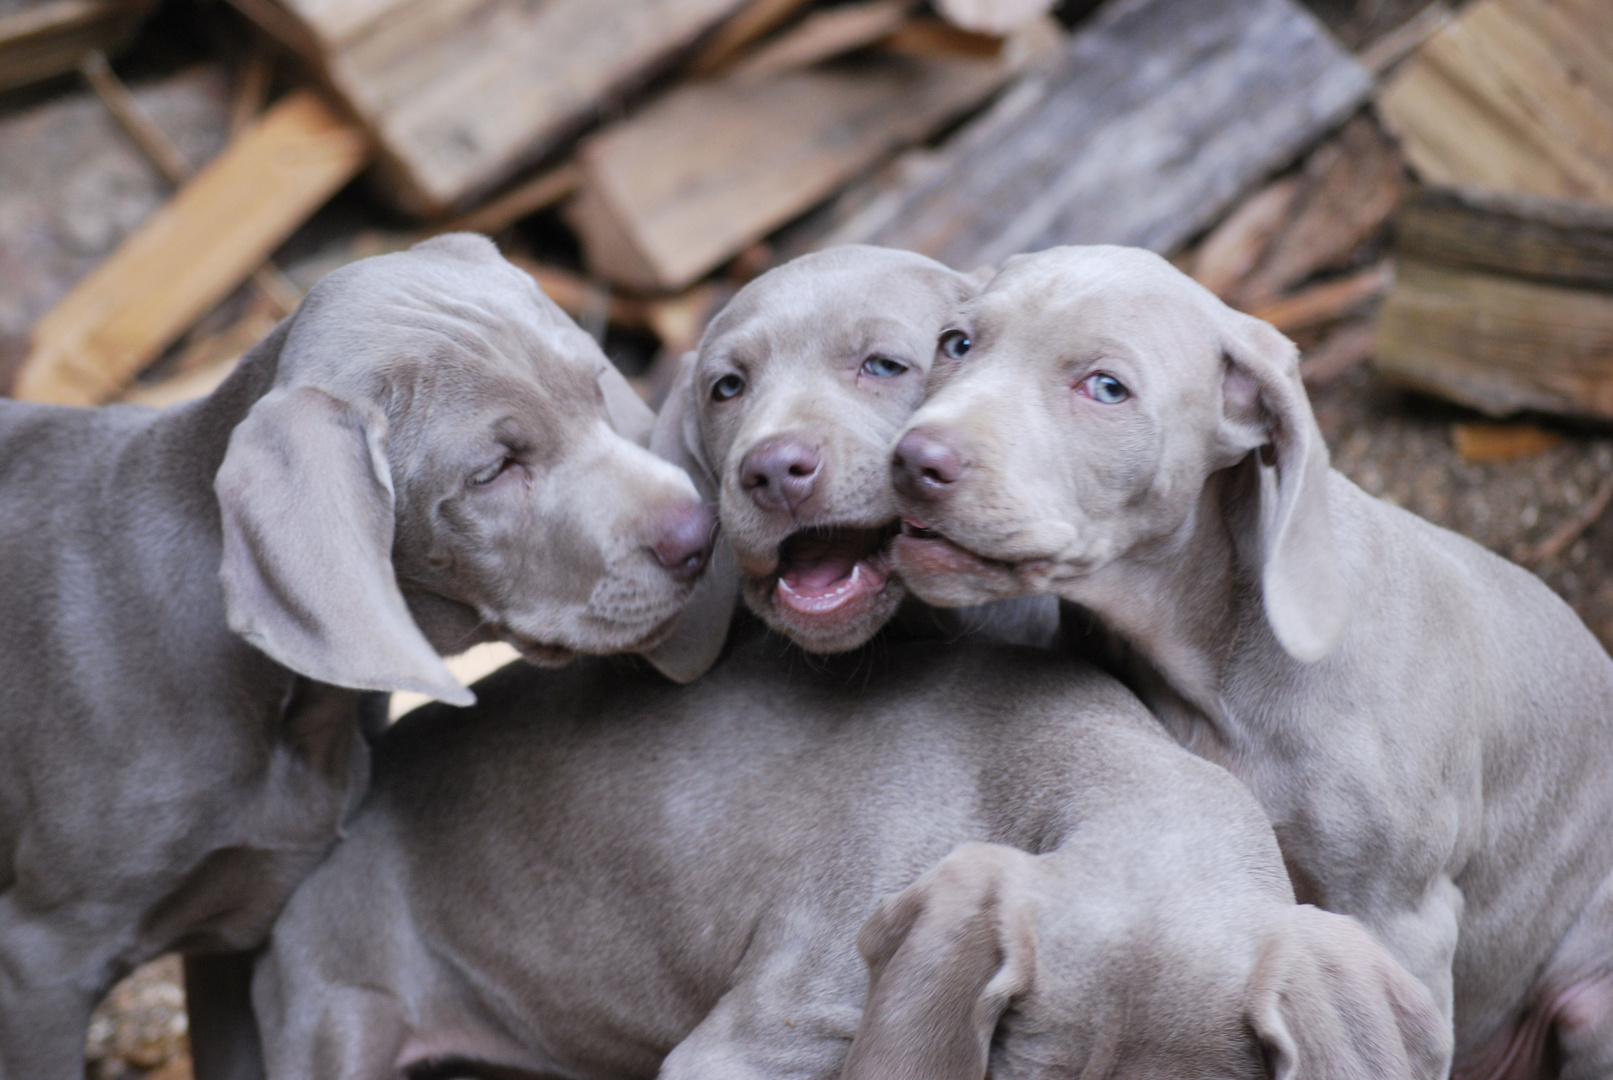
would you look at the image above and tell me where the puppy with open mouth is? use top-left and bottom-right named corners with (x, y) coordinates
top-left (648, 245), bottom-right (1058, 669)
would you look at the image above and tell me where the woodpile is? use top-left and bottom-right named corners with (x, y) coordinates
top-left (1375, 188), bottom-right (1613, 420)
top-left (5, 0), bottom-right (1611, 437)
top-left (1370, 0), bottom-right (1613, 420)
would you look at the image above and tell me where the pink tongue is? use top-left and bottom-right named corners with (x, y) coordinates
top-left (782, 553), bottom-right (859, 594)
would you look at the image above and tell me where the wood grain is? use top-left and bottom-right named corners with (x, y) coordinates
top-left (0, 0), bottom-right (155, 91)
top-left (15, 90), bottom-right (368, 406)
top-left (268, 0), bottom-right (752, 215)
top-left (824, 0), bottom-right (1370, 267)
top-left (1377, 0), bottom-right (1613, 205)
top-left (1395, 186), bottom-right (1613, 291)
top-left (569, 24), bottom-right (1052, 291)
top-left (1373, 261), bottom-right (1613, 420)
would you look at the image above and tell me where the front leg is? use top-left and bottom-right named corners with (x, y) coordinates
top-left (658, 934), bottom-right (866, 1080)
top-left (1360, 874), bottom-right (1462, 1077)
top-left (0, 897), bottom-right (104, 1080)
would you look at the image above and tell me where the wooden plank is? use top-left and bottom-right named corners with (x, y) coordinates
top-left (1243, 261), bottom-right (1393, 334)
top-left (728, 0), bottom-right (914, 82)
top-left (1450, 422), bottom-right (1561, 464)
top-left (823, 0), bottom-right (1371, 268)
top-left (268, 0), bottom-right (754, 215)
top-left (686, 0), bottom-right (812, 76)
top-left (15, 90), bottom-right (369, 406)
top-left (1229, 115), bottom-right (1404, 305)
top-left (1373, 261), bottom-right (1613, 420)
top-left (0, 0), bottom-right (154, 92)
top-left (1377, 0), bottom-right (1613, 205)
top-left (1395, 186), bottom-right (1613, 291)
top-left (568, 20), bottom-right (1057, 292)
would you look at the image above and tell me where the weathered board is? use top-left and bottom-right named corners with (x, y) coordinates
top-left (1395, 187), bottom-right (1613, 292)
top-left (257, 0), bottom-right (753, 215)
top-left (0, 0), bottom-right (155, 92)
top-left (1374, 261), bottom-right (1613, 420)
top-left (1377, 0), bottom-right (1613, 206)
top-left (15, 90), bottom-right (368, 406)
top-left (569, 20), bottom-right (1056, 292)
top-left (821, 0), bottom-right (1370, 268)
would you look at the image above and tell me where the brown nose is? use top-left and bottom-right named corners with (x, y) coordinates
top-left (650, 501), bottom-right (716, 583)
top-left (741, 438), bottom-right (820, 514)
top-left (892, 428), bottom-right (963, 502)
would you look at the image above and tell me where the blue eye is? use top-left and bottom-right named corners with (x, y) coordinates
top-left (1081, 373), bottom-right (1129, 404)
top-left (861, 355), bottom-right (907, 378)
top-left (939, 330), bottom-right (971, 359)
top-left (712, 374), bottom-right (745, 401)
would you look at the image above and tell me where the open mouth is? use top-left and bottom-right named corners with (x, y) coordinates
top-left (772, 523), bottom-right (898, 616)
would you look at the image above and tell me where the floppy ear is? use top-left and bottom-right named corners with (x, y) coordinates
top-left (597, 360), bottom-right (655, 447)
top-left (216, 384), bottom-right (473, 706)
top-left (1219, 314), bottom-right (1349, 663)
top-left (842, 843), bottom-right (1037, 1080)
top-left (1247, 907), bottom-right (1449, 1080)
top-left (638, 351), bottom-right (738, 683)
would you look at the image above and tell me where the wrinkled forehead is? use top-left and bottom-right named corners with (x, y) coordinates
top-left (286, 246), bottom-right (606, 401)
top-left (701, 247), bottom-right (969, 365)
top-left (973, 246), bottom-right (1224, 359)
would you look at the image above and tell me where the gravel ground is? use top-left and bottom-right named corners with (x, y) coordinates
top-left (86, 956), bottom-right (189, 1079)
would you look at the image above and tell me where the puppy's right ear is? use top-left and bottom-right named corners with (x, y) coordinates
top-left (842, 843), bottom-right (1037, 1080)
top-left (216, 379), bottom-right (472, 706)
top-left (1247, 906), bottom-right (1448, 1080)
top-left (639, 351), bottom-right (737, 683)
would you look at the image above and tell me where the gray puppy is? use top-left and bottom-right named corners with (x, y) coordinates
top-left (0, 234), bottom-right (712, 1080)
top-left (889, 245), bottom-right (1613, 1080)
top-left (647, 245), bottom-right (1056, 681)
top-left (255, 638), bottom-right (1444, 1080)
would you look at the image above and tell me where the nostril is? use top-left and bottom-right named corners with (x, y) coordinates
top-left (892, 429), bottom-right (963, 498)
top-left (651, 502), bottom-right (716, 582)
top-left (740, 438), bottom-right (821, 512)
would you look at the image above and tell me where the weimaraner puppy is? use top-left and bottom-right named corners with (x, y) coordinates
top-left (254, 636), bottom-right (1445, 1080)
top-left (0, 234), bottom-right (713, 1080)
top-left (888, 244), bottom-right (1613, 1080)
top-left (647, 245), bottom-right (1055, 680)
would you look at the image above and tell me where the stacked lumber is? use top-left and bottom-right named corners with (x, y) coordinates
top-left (816, 0), bottom-right (1371, 269)
top-left (1369, 0), bottom-right (1613, 419)
top-left (236, 0), bottom-right (758, 215)
top-left (1374, 188), bottom-right (1613, 421)
top-left (568, 16), bottom-right (1057, 292)
top-left (0, 0), bottom-right (156, 92)
top-left (15, 90), bottom-right (368, 405)
top-left (1377, 0), bottom-right (1613, 207)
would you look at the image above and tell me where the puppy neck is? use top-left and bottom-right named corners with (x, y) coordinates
top-left (1063, 457), bottom-right (1277, 743)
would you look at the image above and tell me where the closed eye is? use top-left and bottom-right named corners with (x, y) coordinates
top-left (861, 355), bottom-right (908, 379)
top-left (470, 456), bottom-right (516, 486)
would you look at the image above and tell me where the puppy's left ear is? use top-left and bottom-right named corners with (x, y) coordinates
top-left (216, 382), bottom-right (473, 706)
top-left (638, 350), bottom-right (737, 683)
top-left (1218, 313), bottom-right (1348, 663)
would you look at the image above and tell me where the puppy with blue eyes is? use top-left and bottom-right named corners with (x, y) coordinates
top-left (648, 246), bottom-right (1057, 678)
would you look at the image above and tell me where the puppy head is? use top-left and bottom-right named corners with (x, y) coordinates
top-left (889, 245), bottom-right (1348, 663)
top-left (655, 245), bottom-right (979, 654)
top-left (215, 234), bottom-right (712, 705)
